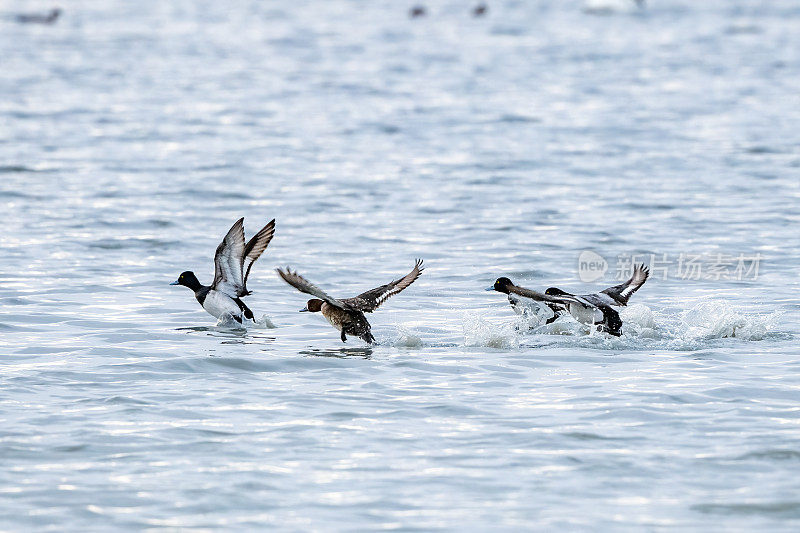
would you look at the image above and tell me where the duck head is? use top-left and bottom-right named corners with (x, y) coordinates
top-left (171, 271), bottom-right (202, 291)
top-left (544, 287), bottom-right (569, 297)
top-left (300, 299), bottom-right (323, 313)
top-left (486, 277), bottom-right (514, 294)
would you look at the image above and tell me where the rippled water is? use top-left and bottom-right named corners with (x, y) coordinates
top-left (2, 0), bottom-right (799, 530)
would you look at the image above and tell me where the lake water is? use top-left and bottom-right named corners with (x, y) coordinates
top-left (2, 0), bottom-right (799, 530)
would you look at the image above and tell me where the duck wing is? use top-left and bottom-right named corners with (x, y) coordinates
top-left (601, 263), bottom-right (649, 305)
top-left (507, 285), bottom-right (596, 308)
top-left (276, 268), bottom-right (350, 310)
top-left (344, 259), bottom-right (424, 312)
top-left (212, 218), bottom-right (246, 298)
top-left (240, 219), bottom-right (275, 296)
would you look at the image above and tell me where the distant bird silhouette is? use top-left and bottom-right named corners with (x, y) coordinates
top-left (16, 8), bottom-right (61, 25)
top-left (409, 5), bottom-right (427, 18)
top-left (472, 3), bottom-right (488, 17)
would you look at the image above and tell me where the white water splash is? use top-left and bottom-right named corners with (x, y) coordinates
top-left (251, 314), bottom-right (277, 329)
top-left (677, 301), bottom-right (780, 342)
top-left (215, 313), bottom-right (247, 330)
top-left (470, 300), bottom-right (784, 351)
top-left (388, 325), bottom-right (425, 348)
top-left (463, 313), bottom-right (520, 349)
top-left (214, 313), bottom-right (276, 330)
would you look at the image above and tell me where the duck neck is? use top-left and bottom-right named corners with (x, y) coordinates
top-left (184, 276), bottom-right (204, 292)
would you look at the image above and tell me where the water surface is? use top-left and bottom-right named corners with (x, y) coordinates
top-left (1, 0), bottom-right (799, 530)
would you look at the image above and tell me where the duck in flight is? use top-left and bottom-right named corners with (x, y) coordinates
top-left (16, 8), bottom-right (61, 24)
top-left (276, 259), bottom-right (424, 344)
top-left (171, 218), bottom-right (275, 323)
top-left (487, 264), bottom-right (649, 335)
top-left (546, 263), bottom-right (649, 310)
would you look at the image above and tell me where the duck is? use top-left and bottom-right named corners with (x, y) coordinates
top-left (171, 218), bottom-right (275, 323)
top-left (472, 3), bottom-right (488, 17)
top-left (409, 5), bottom-right (427, 18)
top-left (514, 292), bottom-right (561, 324)
top-left (545, 263), bottom-right (649, 308)
top-left (486, 277), bottom-right (615, 330)
top-left (487, 264), bottom-right (649, 335)
top-left (276, 259), bottom-right (424, 344)
top-left (484, 278), bottom-right (560, 324)
top-left (16, 8), bottom-right (61, 24)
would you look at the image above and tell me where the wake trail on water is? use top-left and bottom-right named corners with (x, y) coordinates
top-left (200, 301), bottom-right (783, 352)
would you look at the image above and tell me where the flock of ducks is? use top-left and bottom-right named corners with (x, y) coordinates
top-left (486, 264), bottom-right (649, 337)
top-left (171, 219), bottom-right (650, 344)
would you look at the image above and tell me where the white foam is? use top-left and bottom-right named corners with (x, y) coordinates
top-left (215, 313), bottom-right (247, 330)
top-left (388, 325), bottom-right (425, 348)
top-left (678, 301), bottom-right (779, 342)
top-left (619, 303), bottom-right (659, 338)
top-left (536, 315), bottom-right (588, 337)
top-left (250, 314), bottom-right (277, 329)
top-left (468, 299), bottom-right (783, 351)
top-left (463, 313), bottom-right (520, 349)
top-left (214, 313), bottom-right (276, 330)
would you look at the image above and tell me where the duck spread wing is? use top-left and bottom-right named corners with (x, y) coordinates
top-left (241, 219), bottom-right (275, 296)
top-left (276, 268), bottom-right (349, 309)
top-left (345, 259), bottom-right (424, 312)
top-left (212, 218), bottom-right (246, 297)
top-left (601, 263), bottom-right (649, 305)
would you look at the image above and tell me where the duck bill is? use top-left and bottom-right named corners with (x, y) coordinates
top-left (170, 280), bottom-right (180, 285)
top-left (299, 307), bottom-right (309, 312)
top-left (484, 286), bottom-right (495, 291)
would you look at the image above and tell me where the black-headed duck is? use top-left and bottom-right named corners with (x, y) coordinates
top-left (540, 263), bottom-right (649, 334)
top-left (486, 272), bottom-right (643, 336)
top-left (171, 218), bottom-right (275, 323)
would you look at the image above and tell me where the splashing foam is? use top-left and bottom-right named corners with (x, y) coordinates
top-left (215, 313), bottom-right (246, 329)
top-left (677, 301), bottom-right (778, 341)
top-left (619, 303), bottom-right (659, 338)
top-left (463, 313), bottom-right (520, 349)
top-left (388, 325), bottom-right (425, 348)
top-left (251, 314), bottom-right (277, 329)
top-left (467, 300), bottom-right (782, 351)
top-left (215, 313), bottom-right (276, 330)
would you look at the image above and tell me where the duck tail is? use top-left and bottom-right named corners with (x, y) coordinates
top-left (599, 305), bottom-right (623, 336)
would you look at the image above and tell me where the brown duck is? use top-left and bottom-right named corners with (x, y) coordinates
top-left (276, 259), bottom-right (424, 344)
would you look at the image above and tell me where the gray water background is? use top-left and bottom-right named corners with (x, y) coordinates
top-left (1, 0), bottom-right (799, 530)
